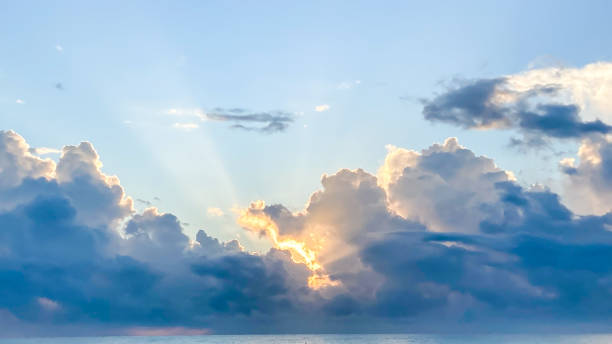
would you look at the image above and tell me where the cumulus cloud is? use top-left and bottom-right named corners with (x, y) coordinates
top-left (5, 129), bottom-right (612, 335)
top-left (378, 138), bottom-right (515, 233)
top-left (559, 136), bottom-right (612, 215)
top-left (239, 137), bottom-right (612, 329)
top-left (422, 62), bottom-right (612, 145)
top-left (0, 130), bottom-right (312, 336)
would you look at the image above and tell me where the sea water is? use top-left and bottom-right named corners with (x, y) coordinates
top-left (2, 334), bottom-right (612, 344)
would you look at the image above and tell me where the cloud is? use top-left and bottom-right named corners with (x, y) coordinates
top-left (5, 129), bottom-right (612, 334)
top-left (165, 107), bottom-right (295, 134)
top-left (205, 108), bottom-right (294, 134)
top-left (337, 80), bottom-right (361, 90)
top-left (166, 108), bottom-right (205, 119)
top-left (172, 122), bottom-right (199, 131)
top-left (378, 138), bottom-right (515, 233)
top-left (315, 104), bottom-right (330, 112)
top-left (207, 207), bottom-right (224, 217)
top-left (559, 136), bottom-right (612, 215)
top-left (421, 62), bottom-right (612, 143)
top-left (55, 45), bottom-right (63, 52)
top-left (136, 198), bottom-right (152, 207)
top-left (239, 136), bottom-right (612, 328)
top-left (0, 130), bottom-right (313, 336)
top-left (29, 147), bottom-right (61, 155)
top-left (15, 99), bottom-right (24, 104)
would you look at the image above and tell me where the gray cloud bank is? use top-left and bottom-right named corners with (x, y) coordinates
top-left (2, 129), bottom-right (612, 336)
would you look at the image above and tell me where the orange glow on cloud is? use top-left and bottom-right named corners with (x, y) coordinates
top-left (237, 201), bottom-right (339, 289)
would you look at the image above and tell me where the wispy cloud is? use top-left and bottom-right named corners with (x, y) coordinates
top-left (314, 104), bottom-right (330, 112)
top-left (172, 122), bottom-right (199, 131)
top-left (205, 108), bottom-right (294, 134)
top-left (165, 107), bottom-right (295, 133)
top-left (207, 207), bottom-right (224, 217)
top-left (337, 80), bottom-right (361, 90)
top-left (29, 147), bottom-right (61, 155)
top-left (15, 99), bottom-right (25, 104)
top-left (167, 108), bottom-right (205, 119)
top-left (55, 45), bottom-right (63, 52)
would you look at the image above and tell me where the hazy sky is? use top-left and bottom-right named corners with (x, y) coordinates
top-left (3, 0), bottom-right (612, 336)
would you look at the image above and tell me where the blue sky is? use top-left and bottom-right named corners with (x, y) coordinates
top-left (4, 0), bottom-right (612, 246)
top-left (3, 1), bottom-right (612, 336)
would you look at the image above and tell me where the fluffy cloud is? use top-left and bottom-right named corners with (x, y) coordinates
top-left (560, 135), bottom-right (612, 215)
top-left (239, 137), bottom-right (612, 328)
top-left (4, 129), bottom-right (612, 335)
top-left (421, 62), bottom-right (612, 145)
top-left (0, 130), bottom-right (312, 336)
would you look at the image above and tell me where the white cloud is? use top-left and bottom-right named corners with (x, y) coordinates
top-left (172, 123), bottom-right (199, 131)
top-left (503, 62), bottom-right (612, 123)
top-left (207, 207), bottom-right (224, 217)
top-left (337, 80), bottom-right (361, 90)
top-left (30, 147), bottom-right (61, 155)
top-left (167, 108), bottom-right (206, 120)
top-left (560, 136), bottom-right (612, 215)
top-left (15, 99), bottom-right (24, 104)
top-left (37, 297), bottom-right (60, 311)
top-left (314, 104), bottom-right (330, 112)
top-left (55, 45), bottom-right (63, 52)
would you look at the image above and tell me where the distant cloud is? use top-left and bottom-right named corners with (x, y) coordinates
top-left (55, 45), bottom-right (63, 52)
top-left (165, 107), bottom-right (294, 134)
top-left (172, 122), bottom-right (199, 131)
top-left (421, 62), bottom-right (612, 145)
top-left (314, 104), bottom-right (330, 112)
top-left (337, 80), bottom-right (361, 90)
top-left (37, 297), bottom-right (61, 312)
top-left (207, 207), bottom-right (224, 217)
top-left (136, 198), bottom-right (153, 207)
top-left (167, 108), bottom-right (205, 119)
top-left (29, 147), bottom-right (61, 155)
top-left (205, 108), bottom-right (294, 134)
top-left (15, 99), bottom-right (24, 104)
top-left (55, 83), bottom-right (63, 90)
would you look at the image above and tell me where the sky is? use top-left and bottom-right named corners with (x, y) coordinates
top-left (2, 0), bottom-right (612, 337)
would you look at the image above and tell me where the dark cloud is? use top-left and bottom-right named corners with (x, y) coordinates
top-left (206, 109), bottom-right (294, 134)
top-left (0, 130), bottom-right (311, 336)
top-left (5, 130), bottom-right (612, 335)
top-left (422, 78), bottom-right (612, 141)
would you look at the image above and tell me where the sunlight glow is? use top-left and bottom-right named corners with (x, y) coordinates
top-left (237, 201), bottom-right (339, 289)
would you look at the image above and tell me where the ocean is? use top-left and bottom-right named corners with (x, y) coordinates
top-left (1, 334), bottom-right (612, 344)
